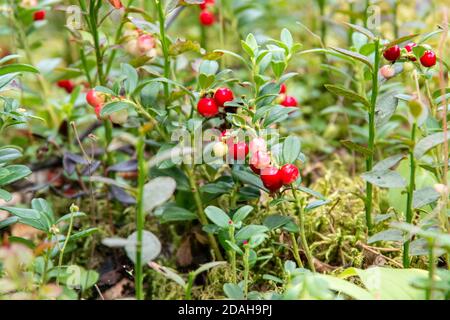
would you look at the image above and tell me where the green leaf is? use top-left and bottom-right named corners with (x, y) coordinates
top-left (0, 147), bottom-right (22, 164)
top-left (414, 132), bottom-right (450, 159)
top-left (375, 91), bottom-right (399, 128)
top-left (232, 205), bottom-right (254, 223)
top-left (125, 230), bottom-right (161, 264)
top-left (235, 225), bottom-right (268, 241)
top-left (169, 39), bottom-right (201, 56)
top-left (282, 136), bottom-right (301, 164)
top-left (149, 262), bottom-right (186, 287)
top-left (0, 188), bottom-right (12, 202)
top-left (342, 22), bottom-right (375, 40)
top-left (0, 63), bottom-right (39, 76)
top-left (329, 47), bottom-right (373, 70)
top-left (368, 229), bottom-right (404, 244)
top-left (263, 215), bottom-right (291, 230)
top-left (0, 73), bottom-right (20, 91)
top-left (324, 84), bottom-right (370, 107)
top-left (100, 101), bottom-right (135, 117)
top-left (69, 228), bottom-right (99, 241)
top-left (340, 140), bottom-right (373, 156)
top-left (143, 177), bottom-right (176, 213)
top-left (231, 168), bottom-right (268, 192)
top-left (317, 274), bottom-right (373, 300)
top-left (413, 187), bottom-right (441, 209)
top-left (225, 240), bottom-right (243, 254)
top-left (280, 28), bottom-right (294, 49)
top-left (55, 212), bottom-right (87, 225)
top-left (160, 206), bottom-right (197, 223)
top-left (121, 63), bottom-right (139, 94)
top-left (0, 216), bottom-right (19, 229)
top-left (384, 34), bottom-right (420, 48)
top-left (361, 170), bottom-right (407, 188)
top-left (373, 154), bottom-right (405, 171)
top-left (193, 261), bottom-right (226, 278)
top-left (199, 60), bottom-right (219, 76)
top-left (205, 206), bottom-right (230, 228)
top-left (0, 165), bottom-right (32, 187)
top-left (223, 283), bottom-right (245, 300)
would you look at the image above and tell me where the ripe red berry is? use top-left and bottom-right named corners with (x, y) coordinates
top-left (281, 95), bottom-right (298, 107)
top-left (383, 45), bottom-right (400, 61)
top-left (199, 10), bottom-right (215, 26)
top-left (200, 0), bottom-right (215, 10)
top-left (280, 164), bottom-right (299, 185)
top-left (260, 166), bottom-right (283, 192)
top-left (229, 142), bottom-right (249, 161)
top-left (420, 50), bottom-right (436, 68)
top-left (404, 42), bottom-right (417, 61)
top-left (33, 10), bottom-right (46, 21)
top-left (250, 164), bottom-right (260, 175)
top-left (57, 80), bottom-right (75, 93)
top-left (279, 83), bottom-right (287, 94)
top-left (197, 98), bottom-right (219, 117)
top-left (86, 89), bottom-right (105, 113)
top-left (108, 0), bottom-right (123, 9)
top-left (213, 87), bottom-right (234, 107)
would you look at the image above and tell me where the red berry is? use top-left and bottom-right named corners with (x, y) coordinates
top-left (213, 87), bottom-right (234, 107)
top-left (281, 95), bottom-right (298, 107)
top-left (279, 83), bottom-right (287, 94)
top-left (404, 42), bottom-right (417, 61)
top-left (108, 0), bottom-right (123, 9)
top-left (383, 45), bottom-right (400, 61)
top-left (197, 98), bottom-right (219, 117)
top-left (33, 10), bottom-right (46, 21)
top-left (260, 166), bottom-right (283, 192)
top-left (250, 164), bottom-right (260, 175)
top-left (280, 164), bottom-right (299, 185)
top-left (199, 10), bottom-right (215, 26)
top-left (200, 0), bottom-right (214, 10)
top-left (229, 142), bottom-right (249, 161)
top-left (420, 50), bottom-right (436, 68)
top-left (86, 89), bottom-right (104, 110)
top-left (57, 80), bottom-right (75, 93)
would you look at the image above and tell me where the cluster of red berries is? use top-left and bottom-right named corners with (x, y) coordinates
top-left (198, 0), bottom-right (215, 26)
top-left (383, 42), bottom-right (436, 68)
top-left (214, 134), bottom-right (300, 193)
top-left (278, 83), bottom-right (298, 107)
top-left (33, 10), bottom-right (46, 21)
top-left (197, 87), bottom-right (234, 118)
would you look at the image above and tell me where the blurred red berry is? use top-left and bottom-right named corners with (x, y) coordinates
top-left (404, 42), bottom-right (417, 61)
top-left (420, 50), bottom-right (436, 68)
top-left (108, 0), bottom-right (123, 9)
top-left (250, 164), bottom-right (261, 175)
top-left (213, 87), bottom-right (234, 107)
top-left (260, 166), bottom-right (283, 192)
top-left (229, 142), bottom-right (249, 161)
top-left (33, 10), bottom-right (46, 21)
top-left (197, 98), bottom-right (219, 117)
top-left (281, 95), bottom-right (298, 107)
top-left (383, 45), bottom-right (400, 61)
top-left (86, 89), bottom-right (105, 111)
top-left (279, 83), bottom-right (287, 94)
top-left (280, 164), bottom-right (299, 185)
top-left (57, 80), bottom-right (75, 93)
top-left (200, 0), bottom-right (215, 10)
top-left (199, 10), bottom-right (215, 26)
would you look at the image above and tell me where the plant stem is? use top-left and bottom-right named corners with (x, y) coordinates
top-left (280, 202), bottom-right (304, 268)
top-left (155, 0), bottom-right (170, 101)
top-left (57, 209), bottom-right (76, 284)
top-left (365, 38), bottom-right (380, 235)
top-left (291, 187), bottom-right (315, 272)
top-left (403, 122), bottom-right (416, 268)
top-left (426, 240), bottom-right (435, 300)
top-left (184, 164), bottom-right (224, 260)
top-left (243, 244), bottom-right (250, 299)
top-left (185, 273), bottom-right (194, 300)
top-left (135, 133), bottom-right (146, 300)
top-left (228, 225), bottom-right (237, 283)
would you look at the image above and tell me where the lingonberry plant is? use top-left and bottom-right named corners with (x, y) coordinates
top-left (0, 0), bottom-right (448, 302)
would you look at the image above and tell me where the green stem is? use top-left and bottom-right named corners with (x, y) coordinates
top-left (243, 244), bottom-right (250, 299)
top-left (185, 273), bottom-right (194, 300)
top-left (291, 187), bottom-right (315, 272)
top-left (426, 240), bottom-right (435, 300)
top-left (57, 208), bottom-right (76, 284)
top-left (155, 0), bottom-right (170, 101)
top-left (403, 122), bottom-right (416, 268)
top-left (184, 165), bottom-right (224, 261)
top-left (365, 38), bottom-right (380, 235)
top-left (228, 225), bottom-right (237, 283)
top-left (280, 202), bottom-right (303, 268)
top-left (135, 133), bottom-right (147, 300)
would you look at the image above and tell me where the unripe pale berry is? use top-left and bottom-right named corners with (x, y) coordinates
top-left (250, 151), bottom-right (271, 170)
top-left (249, 137), bottom-right (267, 154)
top-left (380, 65), bottom-right (396, 79)
top-left (213, 141), bottom-right (228, 157)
